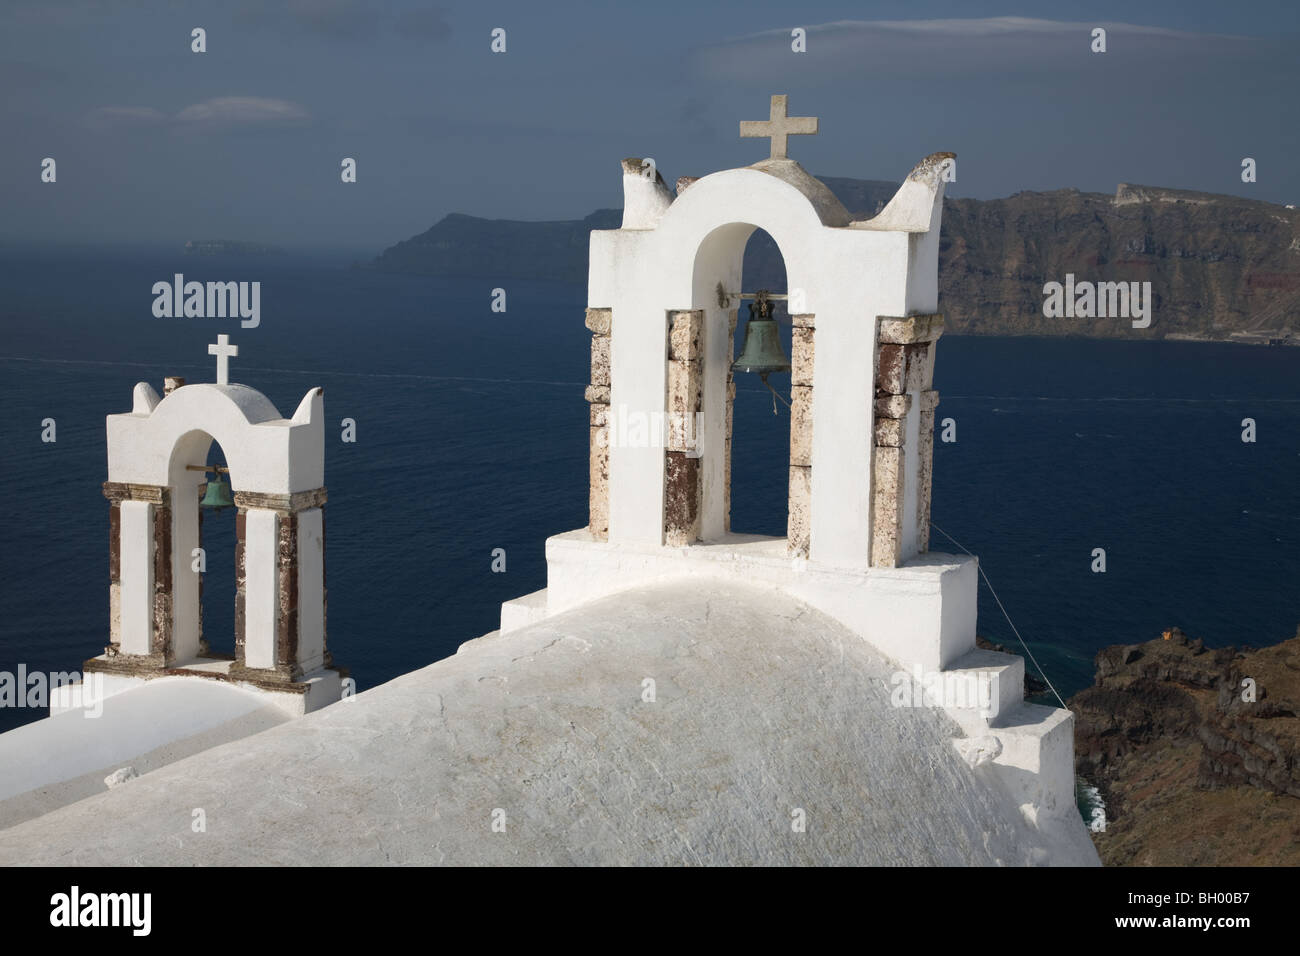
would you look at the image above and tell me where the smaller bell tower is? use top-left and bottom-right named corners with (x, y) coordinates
top-left (90, 336), bottom-right (345, 716)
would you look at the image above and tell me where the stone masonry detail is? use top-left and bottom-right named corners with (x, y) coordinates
top-left (664, 309), bottom-right (704, 546)
top-left (585, 308), bottom-right (612, 541)
top-left (788, 312), bottom-right (815, 557)
top-left (871, 314), bottom-right (943, 568)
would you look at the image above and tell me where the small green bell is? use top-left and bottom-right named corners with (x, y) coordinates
top-left (199, 476), bottom-right (234, 511)
top-left (732, 294), bottom-right (791, 376)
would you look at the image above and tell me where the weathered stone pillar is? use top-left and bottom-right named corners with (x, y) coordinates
top-left (664, 309), bottom-right (703, 546)
top-left (585, 308), bottom-right (612, 541)
top-left (788, 313), bottom-right (815, 557)
top-left (234, 507), bottom-right (247, 663)
top-left (107, 497), bottom-right (121, 656)
top-left (100, 482), bottom-right (172, 666)
top-left (230, 488), bottom-right (328, 683)
top-left (196, 506), bottom-right (208, 656)
top-left (871, 314), bottom-right (944, 567)
top-left (871, 393), bottom-right (909, 568)
top-left (918, 388), bottom-right (941, 552)
top-left (276, 508), bottom-right (300, 676)
top-left (152, 496), bottom-right (173, 660)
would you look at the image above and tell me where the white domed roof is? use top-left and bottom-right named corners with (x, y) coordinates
top-left (0, 580), bottom-right (1096, 865)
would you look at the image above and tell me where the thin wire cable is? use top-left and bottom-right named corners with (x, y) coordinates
top-left (930, 522), bottom-right (1069, 711)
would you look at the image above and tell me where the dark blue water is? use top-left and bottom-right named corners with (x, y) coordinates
top-left (1, 247), bottom-right (1296, 732)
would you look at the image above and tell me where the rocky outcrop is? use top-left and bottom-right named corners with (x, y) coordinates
top-left (1070, 626), bottom-right (1300, 866)
top-left (372, 209), bottom-right (621, 283)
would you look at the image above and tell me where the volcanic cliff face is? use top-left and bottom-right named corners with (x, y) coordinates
top-left (938, 186), bottom-right (1300, 343)
top-left (1070, 627), bottom-right (1300, 866)
top-left (372, 179), bottom-right (1300, 343)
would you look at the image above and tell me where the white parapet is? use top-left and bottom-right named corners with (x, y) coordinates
top-left (507, 528), bottom-right (978, 674)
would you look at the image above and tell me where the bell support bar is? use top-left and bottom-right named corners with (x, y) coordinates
top-left (714, 281), bottom-right (790, 309)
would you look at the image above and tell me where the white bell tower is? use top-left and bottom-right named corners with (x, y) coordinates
top-left (90, 337), bottom-right (344, 715)
top-left (502, 96), bottom-right (1085, 834)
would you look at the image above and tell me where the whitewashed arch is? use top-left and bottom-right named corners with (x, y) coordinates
top-left (100, 380), bottom-right (330, 686)
top-left (107, 382), bottom-right (323, 494)
top-left (588, 154), bottom-right (950, 568)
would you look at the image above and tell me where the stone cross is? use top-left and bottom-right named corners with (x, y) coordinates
top-left (208, 334), bottom-right (238, 385)
top-left (740, 95), bottom-right (818, 160)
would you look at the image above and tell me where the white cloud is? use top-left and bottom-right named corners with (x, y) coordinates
top-left (174, 97), bottom-right (310, 127)
top-left (86, 97), bottom-right (310, 131)
top-left (694, 17), bottom-right (1253, 82)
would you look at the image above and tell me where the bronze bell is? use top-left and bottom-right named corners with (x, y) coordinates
top-left (732, 293), bottom-right (791, 376)
top-left (199, 476), bottom-right (235, 511)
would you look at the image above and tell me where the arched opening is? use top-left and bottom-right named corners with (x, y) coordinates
top-left (167, 429), bottom-right (241, 667)
top-left (195, 442), bottom-right (236, 660)
top-left (681, 217), bottom-right (812, 550)
top-left (730, 228), bottom-right (793, 537)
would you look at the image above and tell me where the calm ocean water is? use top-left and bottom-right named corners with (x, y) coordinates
top-left (1, 247), bottom-right (1297, 732)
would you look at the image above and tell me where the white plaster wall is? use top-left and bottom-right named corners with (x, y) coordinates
top-left (296, 508), bottom-right (325, 674)
top-left (171, 485), bottom-right (202, 663)
top-left (243, 509), bottom-right (279, 669)
top-left (541, 531), bottom-right (976, 673)
top-left (107, 384), bottom-right (323, 494)
top-left (810, 230), bottom-right (908, 568)
top-left (118, 501), bottom-right (154, 656)
top-left (694, 225), bottom-right (750, 541)
top-left (896, 196), bottom-right (946, 564)
top-left (904, 195), bottom-right (944, 314)
top-left (935, 555), bottom-right (980, 668)
top-left (993, 703), bottom-right (1078, 825)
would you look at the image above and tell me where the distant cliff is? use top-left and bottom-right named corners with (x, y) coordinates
top-left (372, 210), bottom-right (621, 283)
top-left (371, 179), bottom-right (1300, 343)
top-left (1070, 627), bottom-right (1300, 866)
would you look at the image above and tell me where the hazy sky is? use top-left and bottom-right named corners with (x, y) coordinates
top-left (2, 0), bottom-right (1297, 253)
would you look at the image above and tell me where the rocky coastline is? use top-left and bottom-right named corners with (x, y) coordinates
top-left (1068, 627), bottom-right (1300, 865)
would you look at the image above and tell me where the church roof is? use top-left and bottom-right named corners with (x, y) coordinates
top-left (0, 580), bottom-right (1095, 865)
top-left (0, 679), bottom-right (289, 831)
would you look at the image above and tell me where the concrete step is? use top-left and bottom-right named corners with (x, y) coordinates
top-left (987, 702), bottom-right (1077, 825)
top-left (940, 647), bottom-right (1024, 736)
top-left (950, 699), bottom-right (1077, 826)
top-left (500, 588), bottom-right (548, 634)
top-left (938, 648), bottom-right (1078, 827)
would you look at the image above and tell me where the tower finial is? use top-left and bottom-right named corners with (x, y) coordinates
top-left (208, 334), bottom-right (238, 385)
top-left (740, 94), bottom-right (818, 160)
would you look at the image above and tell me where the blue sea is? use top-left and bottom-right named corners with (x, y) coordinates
top-left (1, 247), bottom-right (1297, 733)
